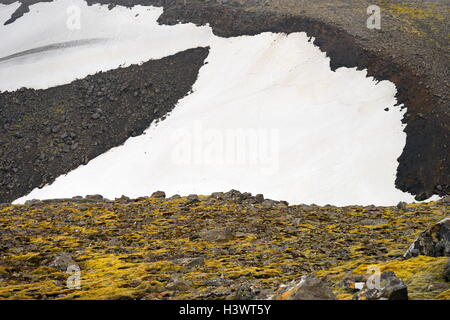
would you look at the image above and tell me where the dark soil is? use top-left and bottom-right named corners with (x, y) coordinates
top-left (0, 47), bottom-right (209, 203)
top-left (0, 0), bottom-right (448, 202)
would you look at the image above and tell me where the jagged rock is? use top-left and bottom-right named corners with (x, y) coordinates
top-left (397, 201), bottom-right (408, 210)
top-left (85, 194), bottom-right (104, 202)
top-left (404, 217), bottom-right (450, 258)
top-left (210, 192), bottom-right (224, 199)
top-left (186, 194), bottom-right (199, 204)
top-left (341, 273), bottom-right (368, 291)
top-left (353, 271), bottom-right (408, 300)
top-left (254, 194), bottom-right (264, 203)
top-left (278, 200), bottom-right (289, 207)
top-left (199, 227), bottom-right (234, 242)
top-left (49, 253), bottom-right (77, 272)
top-left (271, 275), bottom-right (336, 300)
top-left (151, 191), bottom-right (166, 198)
top-left (222, 189), bottom-right (244, 203)
top-left (24, 199), bottom-right (41, 206)
top-left (262, 199), bottom-right (276, 208)
top-left (115, 195), bottom-right (130, 202)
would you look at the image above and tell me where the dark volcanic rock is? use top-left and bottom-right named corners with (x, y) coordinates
top-left (151, 191), bottom-right (166, 199)
top-left (0, 47), bottom-right (209, 203)
top-left (1, 0), bottom-right (448, 203)
top-left (404, 217), bottom-right (450, 258)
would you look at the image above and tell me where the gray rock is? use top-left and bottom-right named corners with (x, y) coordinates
top-left (186, 194), bottom-right (199, 204)
top-left (85, 194), bottom-right (104, 202)
top-left (262, 199), bottom-right (276, 208)
top-left (210, 192), bottom-right (224, 199)
top-left (404, 217), bottom-right (450, 258)
top-left (353, 271), bottom-right (408, 300)
top-left (254, 194), bottom-right (264, 203)
top-left (151, 191), bottom-right (166, 198)
top-left (397, 201), bottom-right (408, 210)
top-left (24, 199), bottom-right (41, 206)
top-left (272, 275), bottom-right (336, 300)
top-left (223, 189), bottom-right (244, 203)
top-left (49, 252), bottom-right (77, 272)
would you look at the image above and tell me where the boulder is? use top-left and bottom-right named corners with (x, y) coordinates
top-left (397, 201), bottom-right (408, 210)
top-left (151, 191), bottom-right (166, 198)
top-left (49, 252), bottom-right (77, 272)
top-left (353, 271), bottom-right (408, 300)
top-left (186, 194), bottom-right (199, 204)
top-left (222, 189), bottom-right (244, 203)
top-left (271, 275), bottom-right (336, 300)
top-left (404, 217), bottom-right (450, 258)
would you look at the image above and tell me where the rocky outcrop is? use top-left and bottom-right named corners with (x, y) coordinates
top-left (353, 271), bottom-right (408, 300)
top-left (271, 276), bottom-right (336, 300)
top-left (0, 47), bottom-right (209, 203)
top-left (404, 217), bottom-right (450, 258)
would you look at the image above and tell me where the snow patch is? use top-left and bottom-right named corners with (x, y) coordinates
top-left (2, 0), bottom-right (422, 206)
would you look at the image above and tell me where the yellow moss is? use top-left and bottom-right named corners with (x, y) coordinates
top-left (435, 289), bottom-right (450, 300)
top-left (353, 256), bottom-right (449, 300)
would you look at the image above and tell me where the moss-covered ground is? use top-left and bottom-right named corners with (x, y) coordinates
top-left (0, 195), bottom-right (448, 300)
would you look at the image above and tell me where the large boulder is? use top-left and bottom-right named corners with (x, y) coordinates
top-left (271, 275), bottom-right (336, 300)
top-left (404, 217), bottom-right (450, 258)
top-left (353, 271), bottom-right (408, 300)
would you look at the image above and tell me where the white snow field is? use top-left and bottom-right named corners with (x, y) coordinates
top-left (2, 0), bottom-right (421, 206)
top-left (0, 0), bottom-right (212, 91)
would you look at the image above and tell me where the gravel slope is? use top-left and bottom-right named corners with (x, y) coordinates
top-left (0, 0), bottom-right (448, 202)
